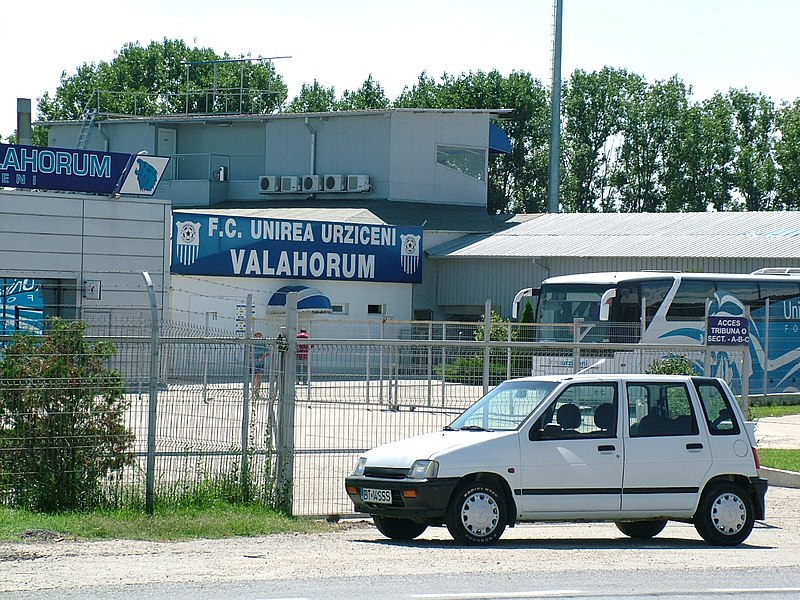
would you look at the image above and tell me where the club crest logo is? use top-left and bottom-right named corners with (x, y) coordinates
top-left (135, 158), bottom-right (158, 192)
top-left (400, 233), bottom-right (421, 275)
top-left (175, 221), bottom-right (201, 266)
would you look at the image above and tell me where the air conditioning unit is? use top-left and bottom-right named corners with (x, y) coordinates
top-left (258, 176), bottom-right (278, 193)
top-left (302, 175), bottom-right (323, 192)
top-left (323, 174), bottom-right (345, 191)
top-left (347, 174), bottom-right (371, 192)
top-left (281, 176), bottom-right (300, 192)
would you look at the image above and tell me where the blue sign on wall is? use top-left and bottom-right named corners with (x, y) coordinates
top-left (1, 278), bottom-right (44, 335)
top-left (706, 315), bottom-right (750, 345)
top-left (171, 212), bottom-right (423, 284)
top-left (0, 143), bottom-right (169, 196)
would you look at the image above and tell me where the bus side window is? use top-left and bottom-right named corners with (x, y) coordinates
top-left (640, 280), bottom-right (672, 329)
top-left (666, 280), bottom-right (715, 321)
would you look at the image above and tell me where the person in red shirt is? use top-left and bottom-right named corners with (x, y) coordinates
top-left (296, 329), bottom-right (311, 384)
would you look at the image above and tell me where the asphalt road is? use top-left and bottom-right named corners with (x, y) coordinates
top-left (1, 486), bottom-right (799, 600)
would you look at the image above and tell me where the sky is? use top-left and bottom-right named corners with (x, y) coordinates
top-left (2, 0), bottom-right (800, 140)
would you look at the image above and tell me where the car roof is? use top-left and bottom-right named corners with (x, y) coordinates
top-left (507, 374), bottom-right (704, 384)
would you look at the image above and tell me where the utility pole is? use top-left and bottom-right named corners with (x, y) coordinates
top-left (547, 0), bottom-right (564, 213)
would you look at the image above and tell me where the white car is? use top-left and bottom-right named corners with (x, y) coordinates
top-left (345, 374), bottom-right (767, 546)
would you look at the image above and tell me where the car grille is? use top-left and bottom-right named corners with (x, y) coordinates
top-left (363, 466), bottom-right (407, 479)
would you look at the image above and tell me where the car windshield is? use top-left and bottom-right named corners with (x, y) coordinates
top-left (447, 380), bottom-right (558, 431)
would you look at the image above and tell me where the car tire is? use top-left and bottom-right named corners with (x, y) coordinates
top-left (445, 481), bottom-right (507, 545)
top-left (693, 482), bottom-right (755, 546)
top-left (373, 516), bottom-right (427, 540)
top-left (615, 519), bottom-right (668, 539)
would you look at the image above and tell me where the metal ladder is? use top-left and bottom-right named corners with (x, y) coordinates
top-left (76, 109), bottom-right (97, 149)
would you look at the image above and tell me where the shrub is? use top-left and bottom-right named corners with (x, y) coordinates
top-left (0, 318), bottom-right (134, 512)
top-left (646, 354), bottom-right (698, 375)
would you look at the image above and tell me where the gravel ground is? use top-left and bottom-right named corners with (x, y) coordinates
top-left (1, 486), bottom-right (799, 594)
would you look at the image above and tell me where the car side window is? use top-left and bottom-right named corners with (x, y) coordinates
top-left (530, 383), bottom-right (618, 440)
top-left (693, 379), bottom-right (741, 435)
top-left (627, 382), bottom-right (699, 437)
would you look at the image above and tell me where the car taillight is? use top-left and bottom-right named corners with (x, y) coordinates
top-left (752, 447), bottom-right (761, 469)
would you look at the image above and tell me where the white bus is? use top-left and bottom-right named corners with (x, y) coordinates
top-left (518, 269), bottom-right (800, 395)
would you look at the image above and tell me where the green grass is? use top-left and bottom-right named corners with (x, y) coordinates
top-left (758, 449), bottom-right (800, 473)
top-left (0, 504), bottom-right (335, 542)
top-left (749, 404), bottom-right (800, 419)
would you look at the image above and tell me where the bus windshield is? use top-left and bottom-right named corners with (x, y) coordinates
top-left (536, 284), bottom-right (608, 342)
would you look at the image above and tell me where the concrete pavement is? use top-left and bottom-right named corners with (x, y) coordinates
top-left (754, 414), bottom-right (800, 488)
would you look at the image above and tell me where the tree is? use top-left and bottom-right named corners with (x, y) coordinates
top-left (338, 75), bottom-right (390, 110)
top-left (665, 93), bottom-right (735, 211)
top-left (775, 100), bottom-right (800, 210)
top-left (729, 89), bottom-right (778, 210)
top-left (561, 67), bottom-right (631, 212)
top-left (38, 39), bottom-right (288, 122)
top-left (0, 319), bottom-right (134, 512)
top-left (284, 80), bottom-right (339, 113)
top-left (612, 76), bottom-right (689, 212)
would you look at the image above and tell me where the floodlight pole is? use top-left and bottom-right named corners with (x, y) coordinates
top-left (548, 0), bottom-right (564, 213)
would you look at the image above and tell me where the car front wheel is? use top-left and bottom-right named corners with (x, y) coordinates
top-left (373, 516), bottom-right (427, 540)
top-left (445, 482), bottom-right (507, 545)
top-left (693, 482), bottom-right (755, 546)
top-left (615, 519), bottom-right (668, 539)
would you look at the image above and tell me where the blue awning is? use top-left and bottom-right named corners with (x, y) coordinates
top-left (267, 285), bottom-right (332, 313)
top-left (489, 123), bottom-right (512, 154)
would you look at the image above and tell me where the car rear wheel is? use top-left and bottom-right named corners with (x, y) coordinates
top-left (615, 519), bottom-right (668, 539)
top-left (693, 482), bottom-right (755, 546)
top-left (445, 482), bottom-right (507, 545)
top-left (372, 516), bottom-right (427, 540)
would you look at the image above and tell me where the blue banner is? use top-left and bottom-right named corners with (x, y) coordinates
top-left (0, 143), bottom-right (131, 194)
top-left (0, 143), bottom-right (169, 195)
top-left (171, 212), bottom-right (423, 284)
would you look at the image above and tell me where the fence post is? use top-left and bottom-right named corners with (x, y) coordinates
top-left (440, 322), bottom-right (446, 406)
top-left (483, 299), bottom-right (491, 394)
top-left (742, 306), bottom-right (751, 413)
top-left (141, 271), bottom-right (159, 516)
top-left (572, 318), bottom-right (582, 374)
top-left (275, 293), bottom-right (298, 514)
top-left (427, 321), bottom-right (433, 407)
top-left (241, 293), bottom-right (253, 502)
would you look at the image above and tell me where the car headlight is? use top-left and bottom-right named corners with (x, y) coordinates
top-left (351, 457), bottom-right (367, 476)
top-left (407, 460), bottom-right (439, 479)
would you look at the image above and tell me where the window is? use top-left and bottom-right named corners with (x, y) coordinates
top-left (367, 304), bottom-right (384, 315)
top-left (693, 378), bottom-right (740, 435)
top-left (666, 280), bottom-right (716, 321)
top-left (530, 383), bottom-right (618, 440)
top-left (449, 380), bottom-right (558, 431)
top-left (331, 303), bottom-right (349, 315)
top-left (436, 145), bottom-right (486, 181)
top-left (640, 279), bottom-right (673, 328)
top-left (627, 382), bottom-right (699, 437)
top-left (1, 277), bottom-right (77, 336)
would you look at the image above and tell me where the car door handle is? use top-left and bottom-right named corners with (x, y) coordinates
top-left (597, 444), bottom-right (616, 452)
top-left (686, 443), bottom-right (704, 450)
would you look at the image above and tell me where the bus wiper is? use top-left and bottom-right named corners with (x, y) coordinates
top-left (459, 425), bottom-right (491, 431)
top-left (442, 425), bottom-right (455, 431)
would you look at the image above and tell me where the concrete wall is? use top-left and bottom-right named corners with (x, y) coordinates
top-left (0, 189), bottom-right (171, 322)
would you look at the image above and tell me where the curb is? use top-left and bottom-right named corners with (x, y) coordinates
top-left (758, 467), bottom-right (800, 489)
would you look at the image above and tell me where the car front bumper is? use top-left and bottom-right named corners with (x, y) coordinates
top-left (345, 475), bottom-right (461, 520)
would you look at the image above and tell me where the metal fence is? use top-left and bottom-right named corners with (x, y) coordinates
top-left (0, 307), bottom-right (749, 517)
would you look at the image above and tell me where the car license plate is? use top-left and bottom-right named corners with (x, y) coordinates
top-left (361, 488), bottom-right (392, 504)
